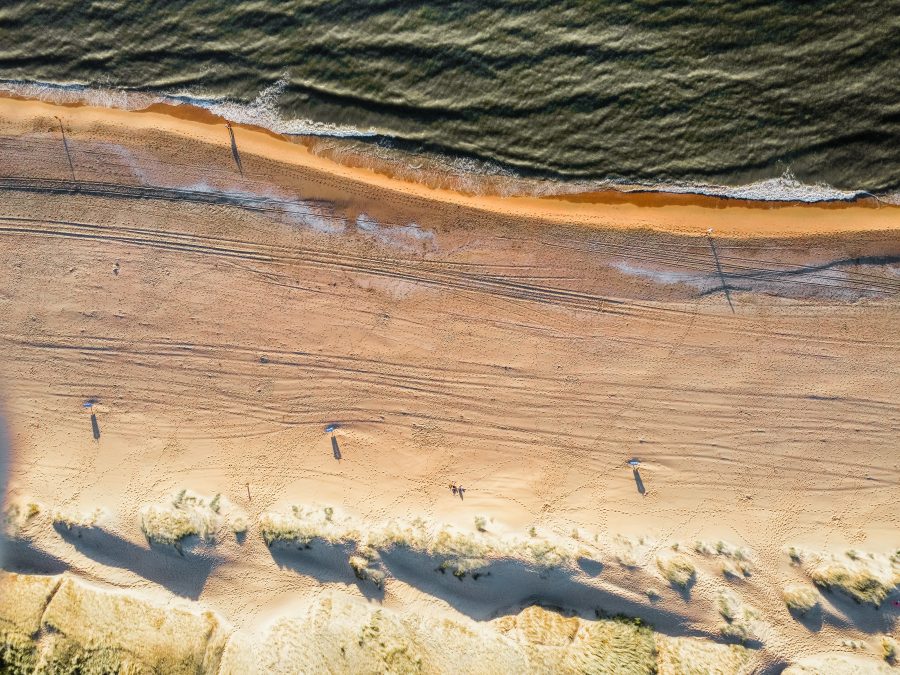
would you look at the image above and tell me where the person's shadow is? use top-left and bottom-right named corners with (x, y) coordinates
top-left (90, 413), bottom-right (100, 440)
top-left (331, 435), bottom-right (341, 460)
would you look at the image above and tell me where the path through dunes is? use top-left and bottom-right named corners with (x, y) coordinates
top-left (0, 106), bottom-right (898, 671)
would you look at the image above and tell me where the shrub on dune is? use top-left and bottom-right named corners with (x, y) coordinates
top-left (140, 490), bottom-right (216, 547)
top-left (656, 554), bottom-right (695, 589)
top-left (694, 539), bottom-right (754, 578)
top-left (782, 584), bottom-right (820, 615)
top-left (349, 554), bottom-right (386, 589)
top-left (230, 515), bottom-right (248, 535)
top-left (141, 504), bottom-right (209, 547)
top-left (2, 499), bottom-right (41, 538)
top-left (716, 590), bottom-right (762, 644)
top-left (51, 507), bottom-right (106, 531)
top-left (258, 506), bottom-right (358, 548)
top-left (808, 561), bottom-right (896, 607)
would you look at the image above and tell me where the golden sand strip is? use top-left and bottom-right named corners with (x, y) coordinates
top-left (1, 95), bottom-right (897, 239)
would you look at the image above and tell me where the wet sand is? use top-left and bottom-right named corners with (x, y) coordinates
top-left (1, 96), bottom-right (899, 238)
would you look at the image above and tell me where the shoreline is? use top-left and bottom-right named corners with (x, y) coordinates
top-left (1, 94), bottom-right (898, 239)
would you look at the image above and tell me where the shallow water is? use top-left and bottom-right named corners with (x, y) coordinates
top-left (0, 1), bottom-right (898, 194)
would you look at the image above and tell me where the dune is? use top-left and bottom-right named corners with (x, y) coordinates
top-left (219, 592), bottom-right (750, 674)
top-left (141, 490), bottom-right (246, 550)
top-left (1, 573), bottom-right (760, 674)
top-left (2, 499), bottom-right (42, 540)
top-left (0, 572), bottom-right (60, 673)
top-left (783, 653), bottom-right (894, 674)
top-left (0, 572), bottom-right (229, 674)
top-left (792, 548), bottom-right (899, 607)
top-left (782, 583), bottom-right (821, 616)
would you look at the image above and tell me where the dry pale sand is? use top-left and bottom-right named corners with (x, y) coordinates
top-left (0, 96), bottom-right (898, 673)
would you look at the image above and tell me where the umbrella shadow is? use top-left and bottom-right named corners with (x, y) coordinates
top-left (632, 468), bottom-right (646, 495)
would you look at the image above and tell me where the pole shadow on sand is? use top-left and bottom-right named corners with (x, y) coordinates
top-left (90, 413), bottom-right (100, 440)
top-left (226, 124), bottom-right (243, 176)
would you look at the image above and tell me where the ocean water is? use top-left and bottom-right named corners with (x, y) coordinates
top-left (0, 1), bottom-right (898, 198)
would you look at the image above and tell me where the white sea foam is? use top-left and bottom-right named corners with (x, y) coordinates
top-left (640, 170), bottom-right (868, 203)
top-left (0, 79), bottom-right (885, 204)
top-left (612, 261), bottom-right (711, 289)
top-left (0, 76), bottom-right (377, 138)
top-left (171, 76), bottom-right (377, 138)
top-left (356, 213), bottom-right (435, 250)
top-left (0, 78), bottom-right (160, 110)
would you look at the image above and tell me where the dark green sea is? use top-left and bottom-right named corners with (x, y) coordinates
top-left (0, 1), bottom-right (898, 199)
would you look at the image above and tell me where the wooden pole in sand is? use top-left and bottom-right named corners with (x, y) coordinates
top-left (246, 483), bottom-right (251, 501)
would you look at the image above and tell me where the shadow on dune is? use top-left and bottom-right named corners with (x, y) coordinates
top-left (814, 586), bottom-right (899, 635)
top-left (268, 539), bottom-right (384, 601)
top-left (376, 548), bottom-right (709, 639)
top-left (1, 535), bottom-right (70, 575)
top-left (261, 534), bottom-right (719, 640)
top-left (577, 557), bottom-right (603, 576)
top-left (790, 604), bottom-right (824, 632)
top-left (54, 523), bottom-right (216, 599)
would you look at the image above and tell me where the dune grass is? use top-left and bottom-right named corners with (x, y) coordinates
top-left (716, 590), bottom-right (762, 644)
top-left (657, 635), bottom-right (754, 674)
top-left (493, 604), bottom-right (658, 674)
top-left (6, 571), bottom-right (761, 674)
top-left (882, 636), bottom-right (898, 663)
top-left (806, 554), bottom-right (900, 607)
top-left (694, 539), bottom-right (754, 578)
top-left (51, 506), bottom-right (106, 531)
top-left (2, 499), bottom-right (41, 538)
top-left (40, 576), bottom-right (228, 675)
top-left (140, 489), bottom-right (246, 548)
top-left (656, 553), bottom-right (695, 589)
top-left (782, 583), bottom-right (820, 616)
top-left (258, 506), bottom-right (592, 583)
top-left (0, 572), bottom-right (61, 675)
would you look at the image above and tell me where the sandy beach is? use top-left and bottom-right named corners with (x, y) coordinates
top-left (1, 95), bottom-right (898, 673)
